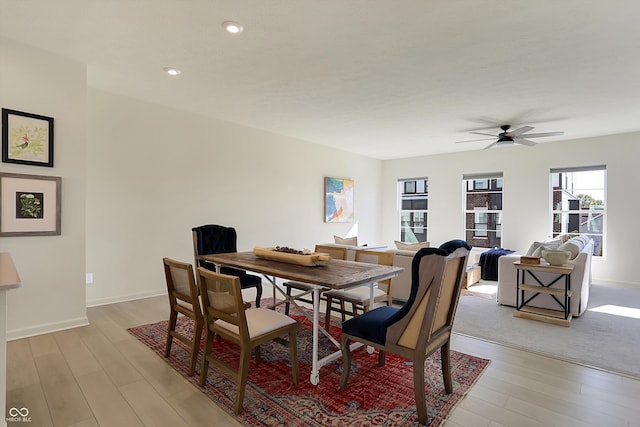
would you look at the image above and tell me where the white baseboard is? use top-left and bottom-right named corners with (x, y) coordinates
top-left (7, 316), bottom-right (90, 341)
top-left (86, 289), bottom-right (167, 307)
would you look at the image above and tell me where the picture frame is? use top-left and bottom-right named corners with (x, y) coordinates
top-left (0, 172), bottom-right (61, 236)
top-left (2, 108), bottom-right (54, 167)
top-left (324, 177), bottom-right (354, 223)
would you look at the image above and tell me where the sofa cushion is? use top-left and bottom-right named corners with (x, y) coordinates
top-left (334, 235), bottom-right (357, 246)
top-left (558, 239), bottom-right (583, 259)
top-left (394, 240), bottom-right (430, 251)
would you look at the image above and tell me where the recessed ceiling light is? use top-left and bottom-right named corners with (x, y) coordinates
top-left (222, 21), bottom-right (243, 34)
top-left (163, 67), bottom-right (181, 76)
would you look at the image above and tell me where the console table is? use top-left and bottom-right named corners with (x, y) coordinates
top-left (513, 261), bottom-right (573, 327)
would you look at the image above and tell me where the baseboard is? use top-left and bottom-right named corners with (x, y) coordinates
top-left (86, 289), bottom-right (167, 307)
top-left (7, 316), bottom-right (89, 341)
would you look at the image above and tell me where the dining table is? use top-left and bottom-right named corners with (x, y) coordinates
top-left (200, 251), bottom-right (403, 385)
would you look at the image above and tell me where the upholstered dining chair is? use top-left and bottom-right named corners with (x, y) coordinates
top-left (323, 249), bottom-right (395, 327)
top-left (339, 240), bottom-right (471, 425)
top-left (163, 257), bottom-right (204, 376)
top-left (196, 267), bottom-right (300, 415)
top-left (283, 244), bottom-right (348, 316)
top-left (192, 224), bottom-right (263, 307)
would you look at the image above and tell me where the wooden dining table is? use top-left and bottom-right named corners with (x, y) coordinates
top-left (200, 251), bottom-right (403, 385)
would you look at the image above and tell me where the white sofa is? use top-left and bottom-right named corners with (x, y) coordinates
top-left (318, 243), bottom-right (387, 261)
top-left (496, 236), bottom-right (594, 317)
top-left (386, 249), bottom-right (417, 302)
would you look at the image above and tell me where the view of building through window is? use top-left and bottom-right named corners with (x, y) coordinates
top-left (551, 166), bottom-right (606, 256)
top-left (464, 174), bottom-right (503, 249)
top-left (398, 178), bottom-right (428, 243)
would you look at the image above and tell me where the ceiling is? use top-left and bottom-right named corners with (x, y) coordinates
top-left (2, 0), bottom-right (640, 160)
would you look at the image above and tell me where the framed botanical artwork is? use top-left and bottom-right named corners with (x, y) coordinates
top-left (2, 108), bottom-right (54, 167)
top-left (324, 177), bottom-right (354, 223)
top-left (0, 172), bottom-right (61, 236)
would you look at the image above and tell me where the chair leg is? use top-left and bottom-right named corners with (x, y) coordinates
top-left (188, 318), bottom-right (203, 376)
top-left (413, 357), bottom-right (428, 425)
top-left (284, 286), bottom-right (292, 315)
top-left (289, 329), bottom-right (299, 385)
top-left (254, 283), bottom-right (262, 308)
top-left (340, 300), bottom-right (347, 322)
top-left (441, 342), bottom-right (453, 393)
top-left (199, 328), bottom-right (215, 387)
top-left (378, 350), bottom-right (386, 366)
top-left (164, 309), bottom-right (178, 358)
top-left (234, 347), bottom-right (252, 414)
top-left (325, 296), bottom-right (333, 327)
top-left (254, 345), bottom-right (261, 363)
top-left (339, 336), bottom-right (352, 390)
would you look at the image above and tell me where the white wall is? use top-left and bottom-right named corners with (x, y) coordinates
top-left (0, 37), bottom-right (88, 339)
top-left (86, 89), bottom-right (382, 306)
top-left (381, 132), bottom-right (640, 287)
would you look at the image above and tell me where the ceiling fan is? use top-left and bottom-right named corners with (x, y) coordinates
top-left (457, 124), bottom-right (564, 149)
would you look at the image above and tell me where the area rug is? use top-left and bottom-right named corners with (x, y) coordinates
top-left (454, 283), bottom-right (640, 378)
top-left (128, 302), bottom-right (490, 426)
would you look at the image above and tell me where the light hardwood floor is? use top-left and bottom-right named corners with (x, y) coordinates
top-left (7, 285), bottom-right (640, 427)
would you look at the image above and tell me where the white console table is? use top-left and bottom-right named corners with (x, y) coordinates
top-left (0, 253), bottom-right (22, 427)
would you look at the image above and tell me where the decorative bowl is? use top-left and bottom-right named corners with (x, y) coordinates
top-left (541, 249), bottom-right (572, 266)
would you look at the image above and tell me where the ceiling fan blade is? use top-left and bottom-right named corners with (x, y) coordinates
top-left (483, 141), bottom-right (499, 150)
top-left (508, 125), bottom-right (534, 136)
top-left (455, 137), bottom-right (496, 144)
top-left (516, 139), bottom-right (537, 146)
top-left (519, 131), bottom-right (564, 138)
top-left (469, 131), bottom-right (498, 137)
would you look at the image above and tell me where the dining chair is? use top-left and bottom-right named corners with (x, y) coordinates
top-left (339, 240), bottom-right (471, 425)
top-left (323, 249), bottom-right (394, 327)
top-left (192, 224), bottom-right (263, 307)
top-left (282, 244), bottom-right (348, 316)
top-left (163, 257), bottom-right (204, 376)
top-left (196, 267), bottom-right (300, 415)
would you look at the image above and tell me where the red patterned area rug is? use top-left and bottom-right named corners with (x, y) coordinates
top-left (128, 301), bottom-right (489, 426)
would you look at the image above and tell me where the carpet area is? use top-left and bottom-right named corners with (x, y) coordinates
top-left (129, 303), bottom-right (490, 426)
top-left (454, 283), bottom-right (640, 378)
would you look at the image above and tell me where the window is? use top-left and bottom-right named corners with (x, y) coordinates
top-left (398, 178), bottom-right (428, 243)
top-left (551, 166), bottom-right (606, 256)
top-left (464, 173), bottom-right (503, 249)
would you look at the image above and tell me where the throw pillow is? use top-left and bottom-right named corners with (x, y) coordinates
top-left (557, 240), bottom-right (581, 259)
top-left (526, 238), bottom-right (563, 256)
top-left (394, 240), bottom-right (430, 251)
top-left (334, 235), bottom-right (357, 246)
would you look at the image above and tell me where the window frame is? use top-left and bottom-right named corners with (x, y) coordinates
top-left (550, 166), bottom-right (606, 257)
top-left (398, 178), bottom-right (429, 244)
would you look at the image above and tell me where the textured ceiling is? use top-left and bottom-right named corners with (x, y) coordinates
top-left (2, 0), bottom-right (640, 159)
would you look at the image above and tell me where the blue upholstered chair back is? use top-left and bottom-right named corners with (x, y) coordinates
top-left (193, 225), bottom-right (237, 254)
top-left (438, 239), bottom-right (472, 255)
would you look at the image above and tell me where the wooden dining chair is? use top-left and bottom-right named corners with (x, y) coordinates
top-left (283, 244), bottom-right (348, 315)
top-left (163, 257), bottom-right (204, 376)
top-left (196, 267), bottom-right (300, 414)
top-left (339, 241), bottom-right (471, 425)
top-left (323, 249), bottom-right (394, 327)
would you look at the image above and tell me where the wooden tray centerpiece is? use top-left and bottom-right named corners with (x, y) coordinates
top-left (253, 246), bottom-right (331, 266)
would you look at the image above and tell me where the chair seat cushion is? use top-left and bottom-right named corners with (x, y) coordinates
top-left (215, 308), bottom-right (296, 338)
top-left (324, 286), bottom-right (386, 302)
top-left (341, 305), bottom-right (399, 345)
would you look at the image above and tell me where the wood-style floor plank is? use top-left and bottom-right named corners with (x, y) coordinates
top-left (5, 284), bottom-right (640, 427)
